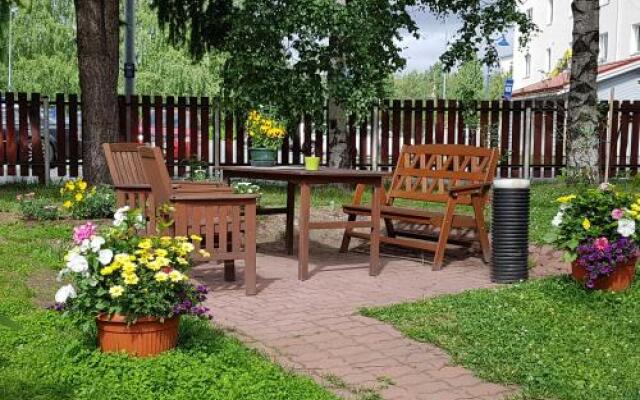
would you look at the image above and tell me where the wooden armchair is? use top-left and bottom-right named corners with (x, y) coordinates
top-left (138, 146), bottom-right (259, 295)
top-left (341, 144), bottom-right (499, 270)
top-left (103, 143), bottom-right (230, 233)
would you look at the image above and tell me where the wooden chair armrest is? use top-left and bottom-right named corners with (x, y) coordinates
top-left (448, 183), bottom-right (491, 197)
top-left (170, 193), bottom-right (258, 202)
top-left (172, 181), bottom-right (232, 193)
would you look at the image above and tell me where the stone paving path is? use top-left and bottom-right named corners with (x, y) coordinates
top-left (193, 236), bottom-right (529, 400)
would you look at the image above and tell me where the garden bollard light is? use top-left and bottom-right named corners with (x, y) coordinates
top-left (491, 179), bottom-right (530, 283)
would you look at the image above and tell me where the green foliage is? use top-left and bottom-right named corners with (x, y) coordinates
top-left (154, 0), bottom-right (532, 122)
top-left (362, 276), bottom-right (640, 400)
top-left (1, 0), bottom-right (224, 96)
top-left (16, 192), bottom-right (59, 220)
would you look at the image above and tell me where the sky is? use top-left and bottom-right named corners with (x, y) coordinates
top-left (398, 9), bottom-right (514, 73)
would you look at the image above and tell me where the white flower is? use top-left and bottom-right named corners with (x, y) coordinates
top-left (79, 239), bottom-right (90, 253)
top-left (617, 218), bottom-right (636, 237)
top-left (113, 206), bottom-right (130, 226)
top-left (90, 236), bottom-right (106, 252)
top-left (98, 249), bottom-right (113, 266)
top-left (551, 211), bottom-right (564, 227)
top-left (134, 214), bottom-right (146, 229)
top-left (56, 268), bottom-right (69, 282)
top-left (55, 284), bottom-right (76, 304)
top-left (66, 254), bottom-right (88, 273)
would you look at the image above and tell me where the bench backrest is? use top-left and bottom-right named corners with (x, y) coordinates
top-left (387, 144), bottom-right (499, 205)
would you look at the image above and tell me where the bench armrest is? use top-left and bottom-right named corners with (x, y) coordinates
top-left (114, 184), bottom-right (151, 190)
top-left (448, 183), bottom-right (491, 197)
top-left (172, 181), bottom-right (232, 193)
top-left (170, 193), bottom-right (258, 202)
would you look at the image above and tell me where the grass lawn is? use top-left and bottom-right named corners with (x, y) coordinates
top-left (363, 276), bottom-right (640, 400)
top-left (0, 184), bottom-right (336, 400)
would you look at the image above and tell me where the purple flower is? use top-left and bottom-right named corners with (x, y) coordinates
top-left (576, 237), bottom-right (637, 288)
top-left (73, 222), bottom-right (97, 244)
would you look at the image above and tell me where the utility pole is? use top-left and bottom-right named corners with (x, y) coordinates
top-left (124, 0), bottom-right (136, 97)
top-left (7, 6), bottom-right (16, 91)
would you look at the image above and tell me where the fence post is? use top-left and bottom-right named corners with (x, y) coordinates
top-left (523, 103), bottom-right (532, 180)
top-left (372, 103), bottom-right (379, 171)
top-left (43, 96), bottom-right (50, 185)
top-left (213, 102), bottom-right (220, 178)
top-left (604, 88), bottom-right (615, 183)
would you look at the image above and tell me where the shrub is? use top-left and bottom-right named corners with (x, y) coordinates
top-left (16, 193), bottom-right (60, 221)
top-left (61, 179), bottom-right (115, 219)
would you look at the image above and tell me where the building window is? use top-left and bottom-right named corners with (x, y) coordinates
top-left (525, 54), bottom-right (531, 78)
top-left (545, 48), bottom-right (552, 73)
top-left (634, 24), bottom-right (640, 54)
top-left (546, 0), bottom-right (553, 24)
top-left (599, 33), bottom-right (608, 63)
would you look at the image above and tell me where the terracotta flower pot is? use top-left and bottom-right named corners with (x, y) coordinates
top-left (96, 314), bottom-right (180, 357)
top-left (571, 257), bottom-right (637, 292)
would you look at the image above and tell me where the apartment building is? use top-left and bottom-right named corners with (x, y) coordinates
top-left (511, 0), bottom-right (640, 99)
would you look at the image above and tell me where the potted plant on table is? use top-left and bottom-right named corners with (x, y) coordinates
top-left (53, 206), bottom-right (212, 356)
top-left (246, 109), bottom-right (286, 167)
top-left (546, 183), bottom-right (639, 291)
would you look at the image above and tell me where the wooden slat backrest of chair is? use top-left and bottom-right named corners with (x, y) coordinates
top-left (138, 146), bottom-right (173, 205)
top-left (102, 143), bottom-right (148, 186)
top-left (387, 144), bottom-right (499, 205)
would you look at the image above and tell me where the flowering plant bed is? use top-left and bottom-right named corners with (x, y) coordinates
top-left (546, 184), bottom-right (639, 290)
top-left (54, 206), bottom-right (211, 355)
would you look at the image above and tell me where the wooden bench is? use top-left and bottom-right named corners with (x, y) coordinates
top-left (341, 144), bottom-right (499, 270)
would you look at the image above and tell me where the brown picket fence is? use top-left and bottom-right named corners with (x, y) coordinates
top-left (1, 92), bottom-right (640, 182)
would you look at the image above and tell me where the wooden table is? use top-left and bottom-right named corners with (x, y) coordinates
top-left (221, 166), bottom-right (386, 280)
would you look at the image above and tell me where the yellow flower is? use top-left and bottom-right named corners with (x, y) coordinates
top-left (154, 271), bottom-right (169, 282)
top-left (65, 181), bottom-right (75, 191)
top-left (582, 218), bottom-right (591, 230)
top-left (75, 193), bottom-right (83, 202)
top-left (556, 194), bottom-right (577, 203)
top-left (63, 200), bottom-right (73, 209)
top-left (78, 181), bottom-right (87, 191)
top-left (160, 236), bottom-right (172, 246)
top-left (121, 262), bottom-right (136, 274)
top-left (199, 249), bottom-right (211, 258)
top-left (190, 234), bottom-right (202, 242)
top-left (168, 270), bottom-right (185, 282)
top-left (109, 285), bottom-right (124, 298)
top-left (176, 257), bottom-right (189, 266)
top-left (138, 239), bottom-right (153, 249)
top-left (100, 266), bottom-right (114, 276)
top-left (123, 273), bottom-right (139, 285)
top-left (180, 242), bottom-right (195, 254)
top-left (155, 248), bottom-right (168, 257)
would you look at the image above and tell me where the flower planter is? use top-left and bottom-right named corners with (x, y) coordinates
top-left (571, 257), bottom-right (637, 292)
top-left (250, 148), bottom-right (277, 167)
top-left (96, 314), bottom-right (180, 357)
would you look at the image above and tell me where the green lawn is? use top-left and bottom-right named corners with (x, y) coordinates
top-left (362, 276), bottom-right (640, 400)
top-left (0, 184), bottom-right (336, 400)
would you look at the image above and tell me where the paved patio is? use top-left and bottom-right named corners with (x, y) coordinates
top-left (193, 227), bottom-right (523, 400)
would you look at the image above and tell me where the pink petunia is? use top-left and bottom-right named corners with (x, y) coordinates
top-left (611, 208), bottom-right (624, 220)
top-left (73, 222), bottom-right (97, 244)
top-left (593, 237), bottom-right (609, 251)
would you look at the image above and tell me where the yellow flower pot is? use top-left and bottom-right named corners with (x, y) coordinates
top-left (304, 156), bottom-right (320, 171)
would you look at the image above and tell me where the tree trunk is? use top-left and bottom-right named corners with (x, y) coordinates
top-left (326, 97), bottom-right (351, 168)
top-left (75, 0), bottom-right (120, 184)
top-left (566, 0), bottom-right (601, 183)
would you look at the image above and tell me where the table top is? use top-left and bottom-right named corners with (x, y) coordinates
top-left (220, 166), bottom-right (388, 183)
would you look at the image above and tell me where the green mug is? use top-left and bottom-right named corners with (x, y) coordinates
top-left (304, 156), bottom-right (320, 171)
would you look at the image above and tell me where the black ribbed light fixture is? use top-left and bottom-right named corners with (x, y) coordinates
top-left (491, 179), bottom-right (530, 283)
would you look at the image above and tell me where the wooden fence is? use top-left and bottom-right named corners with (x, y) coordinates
top-left (1, 92), bottom-right (639, 182)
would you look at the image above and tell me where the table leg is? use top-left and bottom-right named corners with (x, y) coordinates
top-left (298, 182), bottom-right (311, 280)
top-left (286, 182), bottom-right (295, 255)
top-left (370, 182), bottom-right (382, 276)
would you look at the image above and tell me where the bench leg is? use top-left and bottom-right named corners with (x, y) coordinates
top-left (245, 202), bottom-right (257, 295)
top-left (224, 261), bottom-right (236, 281)
top-left (339, 214), bottom-right (356, 252)
top-left (433, 199), bottom-right (457, 270)
top-left (472, 195), bottom-right (491, 264)
top-left (384, 218), bottom-right (396, 238)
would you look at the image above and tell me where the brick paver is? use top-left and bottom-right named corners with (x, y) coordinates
top-left (193, 229), bottom-right (520, 400)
